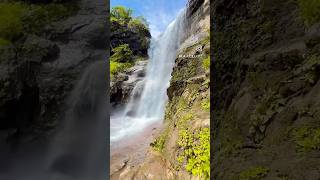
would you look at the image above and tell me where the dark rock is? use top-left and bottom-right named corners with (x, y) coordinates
top-left (21, 35), bottom-right (60, 63)
top-left (111, 21), bottom-right (151, 56)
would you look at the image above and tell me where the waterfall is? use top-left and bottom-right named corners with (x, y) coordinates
top-left (46, 60), bottom-right (108, 180)
top-left (0, 61), bottom-right (108, 180)
top-left (111, 9), bottom-right (187, 143)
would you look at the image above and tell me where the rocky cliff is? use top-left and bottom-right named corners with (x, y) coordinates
top-left (212, 0), bottom-right (320, 179)
top-left (0, 0), bottom-right (107, 145)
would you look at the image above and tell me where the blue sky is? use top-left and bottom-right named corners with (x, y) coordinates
top-left (111, 0), bottom-right (187, 37)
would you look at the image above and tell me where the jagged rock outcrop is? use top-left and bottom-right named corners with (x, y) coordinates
top-left (110, 60), bottom-right (147, 106)
top-left (111, 21), bottom-right (151, 56)
top-left (0, 0), bottom-right (107, 144)
top-left (212, 0), bottom-right (320, 179)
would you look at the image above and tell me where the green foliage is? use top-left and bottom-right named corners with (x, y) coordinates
top-left (203, 56), bottom-right (210, 70)
top-left (111, 6), bottom-right (149, 34)
top-left (239, 166), bottom-right (269, 180)
top-left (109, 44), bottom-right (136, 78)
top-left (151, 135), bottom-right (166, 152)
top-left (110, 61), bottom-right (133, 78)
top-left (110, 6), bottom-right (132, 25)
top-left (297, 0), bottom-right (320, 25)
top-left (291, 127), bottom-right (320, 152)
top-left (0, 2), bottom-right (26, 41)
top-left (110, 44), bottom-right (133, 63)
top-left (150, 127), bottom-right (169, 152)
top-left (177, 128), bottom-right (210, 179)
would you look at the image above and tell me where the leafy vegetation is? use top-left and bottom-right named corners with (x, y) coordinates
top-left (110, 61), bottom-right (133, 77)
top-left (177, 127), bottom-right (210, 179)
top-left (297, 0), bottom-right (320, 25)
top-left (150, 126), bottom-right (170, 152)
top-left (110, 44), bottom-right (133, 63)
top-left (110, 6), bottom-right (133, 25)
top-left (111, 6), bottom-right (149, 33)
top-left (239, 166), bottom-right (269, 180)
top-left (110, 44), bottom-right (136, 78)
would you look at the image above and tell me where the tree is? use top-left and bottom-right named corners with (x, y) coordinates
top-left (110, 6), bottom-right (133, 25)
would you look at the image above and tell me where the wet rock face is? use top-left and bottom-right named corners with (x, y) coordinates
top-left (0, 61), bottom-right (40, 131)
top-left (0, 0), bottom-right (108, 142)
top-left (110, 61), bottom-right (147, 106)
top-left (212, 0), bottom-right (320, 179)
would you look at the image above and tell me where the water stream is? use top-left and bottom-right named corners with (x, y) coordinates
top-left (110, 10), bottom-right (187, 143)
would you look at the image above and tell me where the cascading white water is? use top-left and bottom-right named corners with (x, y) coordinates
top-left (111, 10), bottom-right (186, 143)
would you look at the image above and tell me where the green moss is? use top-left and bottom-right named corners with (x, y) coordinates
top-left (239, 166), bottom-right (269, 180)
top-left (291, 127), bottom-right (320, 152)
top-left (292, 54), bottom-right (320, 84)
top-left (251, 92), bottom-right (280, 122)
top-left (218, 110), bottom-right (244, 155)
top-left (297, 0), bottom-right (320, 25)
top-left (201, 98), bottom-right (210, 111)
top-left (203, 56), bottom-right (210, 70)
top-left (176, 112), bottom-right (193, 128)
top-left (177, 128), bottom-right (210, 179)
top-left (248, 72), bottom-right (268, 91)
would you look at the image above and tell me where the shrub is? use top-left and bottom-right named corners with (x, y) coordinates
top-left (297, 0), bottom-right (320, 25)
top-left (110, 44), bottom-right (133, 63)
